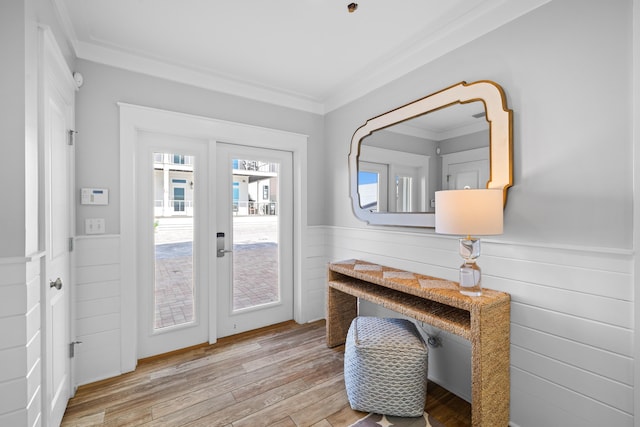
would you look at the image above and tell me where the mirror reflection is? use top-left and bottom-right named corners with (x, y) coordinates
top-left (349, 80), bottom-right (513, 227)
top-left (358, 101), bottom-right (489, 213)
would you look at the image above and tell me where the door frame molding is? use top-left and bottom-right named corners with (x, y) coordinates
top-left (119, 103), bottom-right (308, 372)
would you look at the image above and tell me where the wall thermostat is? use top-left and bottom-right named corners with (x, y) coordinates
top-left (81, 188), bottom-right (109, 205)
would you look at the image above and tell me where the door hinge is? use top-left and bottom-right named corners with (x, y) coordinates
top-left (69, 237), bottom-right (74, 252)
top-left (68, 129), bottom-right (77, 146)
top-left (69, 341), bottom-right (83, 358)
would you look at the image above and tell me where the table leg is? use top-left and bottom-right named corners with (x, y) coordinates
top-left (470, 300), bottom-right (511, 426)
top-left (326, 286), bottom-right (358, 347)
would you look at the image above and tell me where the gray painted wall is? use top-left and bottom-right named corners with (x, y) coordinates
top-left (324, 1), bottom-right (635, 424)
top-left (74, 60), bottom-right (325, 235)
top-left (325, 0), bottom-right (633, 250)
top-left (0, 0), bottom-right (30, 258)
top-left (0, 0), bottom-right (75, 258)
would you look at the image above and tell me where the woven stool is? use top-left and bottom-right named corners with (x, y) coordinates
top-left (344, 317), bottom-right (428, 417)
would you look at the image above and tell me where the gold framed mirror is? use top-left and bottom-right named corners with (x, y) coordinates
top-left (349, 80), bottom-right (513, 227)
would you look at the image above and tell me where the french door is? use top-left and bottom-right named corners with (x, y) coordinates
top-left (137, 133), bottom-right (209, 358)
top-left (136, 136), bottom-right (294, 356)
top-left (215, 143), bottom-right (294, 337)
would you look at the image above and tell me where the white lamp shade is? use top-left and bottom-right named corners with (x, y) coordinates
top-left (435, 189), bottom-right (504, 236)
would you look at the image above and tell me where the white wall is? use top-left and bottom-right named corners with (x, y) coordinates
top-left (633, 1), bottom-right (640, 424)
top-left (73, 60), bottom-right (325, 235)
top-left (324, 0), bottom-right (636, 426)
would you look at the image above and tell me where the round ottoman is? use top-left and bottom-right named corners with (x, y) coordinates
top-left (344, 316), bottom-right (428, 417)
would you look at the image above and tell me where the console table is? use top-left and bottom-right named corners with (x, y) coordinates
top-left (326, 259), bottom-right (510, 427)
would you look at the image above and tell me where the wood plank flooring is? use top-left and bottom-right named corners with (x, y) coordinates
top-left (62, 320), bottom-right (471, 427)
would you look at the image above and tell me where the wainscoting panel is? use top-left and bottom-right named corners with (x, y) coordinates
top-left (323, 226), bottom-right (634, 427)
top-left (302, 226), bottom-right (329, 323)
top-left (510, 302), bottom-right (632, 355)
top-left (0, 256), bottom-right (42, 427)
top-left (74, 236), bottom-right (122, 386)
top-left (67, 227), bottom-right (635, 425)
top-left (74, 229), bottom-right (326, 384)
top-left (510, 323), bottom-right (632, 385)
top-left (511, 368), bottom-right (631, 426)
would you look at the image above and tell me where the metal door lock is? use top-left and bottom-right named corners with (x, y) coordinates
top-left (216, 232), bottom-right (233, 258)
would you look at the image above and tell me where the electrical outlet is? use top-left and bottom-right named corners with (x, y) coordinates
top-left (427, 335), bottom-right (442, 348)
top-left (419, 321), bottom-right (442, 348)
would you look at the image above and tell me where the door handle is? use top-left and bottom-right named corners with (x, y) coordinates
top-left (217, 248), bottom-right (233, 257)
top-left (50, 278), bottom-right (63, 290)
top-left (216, 232), bottom-right (232, 258)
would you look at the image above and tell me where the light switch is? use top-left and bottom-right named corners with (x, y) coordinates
top-left (86, 218), bottom-right (105, 235)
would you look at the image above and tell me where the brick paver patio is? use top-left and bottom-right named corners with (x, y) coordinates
top-left (153, 216), bottom-right (279, 329)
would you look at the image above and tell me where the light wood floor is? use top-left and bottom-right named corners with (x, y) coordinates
top-left (62, 320), bottom-right (471, 427)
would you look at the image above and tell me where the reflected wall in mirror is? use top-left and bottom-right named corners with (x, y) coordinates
top-left (349, 80), bottom-right (512, 227)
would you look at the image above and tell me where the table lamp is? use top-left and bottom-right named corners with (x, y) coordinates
top-left (435, 188), bottom-right (503, 296)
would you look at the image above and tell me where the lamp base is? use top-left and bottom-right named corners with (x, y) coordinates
top-left (459, 237), bottom-right (482, 296)
top-left (459, 261), bottom-right (482, 296)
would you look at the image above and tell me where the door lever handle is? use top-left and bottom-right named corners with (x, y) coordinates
top-left (216, 232), bottom-right (232, 257)
top-left (217, 249), bottom-right (233, 257)
top-left (50, 278), bottom-right (63, 290)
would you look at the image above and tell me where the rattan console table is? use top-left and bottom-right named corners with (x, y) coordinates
top-left (326, 259), bottom-right (510, 427)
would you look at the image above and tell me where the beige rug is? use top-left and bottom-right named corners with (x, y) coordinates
top-left (348, 412), bottom-right (445, 427)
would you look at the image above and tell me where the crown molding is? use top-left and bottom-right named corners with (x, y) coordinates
top-left (75, 41), bottom-right (326, 114)
top-left (323, 0), bottom-right (552, 112)
top-left (53, 0), bottom-right (551, 115)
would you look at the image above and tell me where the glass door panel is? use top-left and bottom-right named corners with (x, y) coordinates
top-left (154, 152), bottom-right (195, 330)
top-left (232, 160), bottom-right (280, 311)
top-left (137, 133), bottom-right (208, 358)
top-left (216, 143), bottom-right (293, 338)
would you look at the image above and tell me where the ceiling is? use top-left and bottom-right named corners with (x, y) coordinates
top-left (54, 0), bottom-right (548, 113)
top-left (391, 101), bottom-right (488, 141)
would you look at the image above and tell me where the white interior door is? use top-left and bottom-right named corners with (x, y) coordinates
top-left (137, 133), bottom-right (209, 358)
top-left (442, 148), bottom-right (489, 190)
top-left (41, 50), bottom-right (75, 426)
top-left (215, 143), bottom-right (293, 337)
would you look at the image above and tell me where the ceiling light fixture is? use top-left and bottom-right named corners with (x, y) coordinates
top-left (347, 3), bottom-right (358, 13)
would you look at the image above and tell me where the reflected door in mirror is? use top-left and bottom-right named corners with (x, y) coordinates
top-left (442, 147), bottom-right (489, 190)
